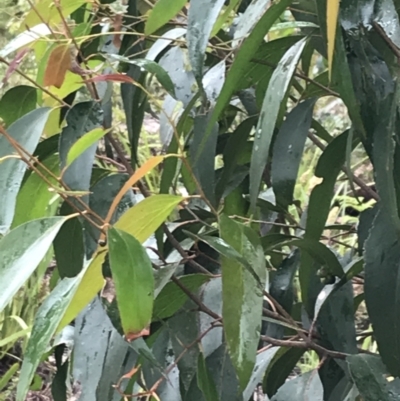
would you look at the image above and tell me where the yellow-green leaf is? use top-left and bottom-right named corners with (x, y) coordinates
top-left (145, 0), bottom-right (187, 35)
top-left (327, 0), bottom-right (340, 80)
top-left (108, 227), bottom-right (154, 340)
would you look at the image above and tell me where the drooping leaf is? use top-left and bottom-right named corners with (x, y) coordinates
top-left (347, 354), bottom-right (392, 401)
top-left (0, 86), bottom-right (37, 126)
top-left (271, 98), bottom-right (316, 208)
top-left (219, 214), bottom-right (266, 390)
top-left (364, 207), bottom-right (400, 376)
top-left (197, 351), bottom-right (219, 401)
top-left (12, 154), bottom-right (60, 228)
top-left (195, 0), bottom-right (292, 166)
top-left (250, 38), bottom-right (307, 210)
top-left (0, 108), bottom-right (51, 234)
top-left (108, 227), bottom-right (154, 339)
top-left (271, 370), bottom-right (324, 401)
top-left (327, 0), bottom-right (340, 79)
top-left (145, 0), bottom-right (187, 35)
top-left (59, 101), bottom-right (103, 200)
top-left (0, 216), bottom-right (67, 314)
top-left (190, 114), bottom-right (219, 206)
top-left (186, 0), bottom-right (225, 84)
top-left (16, 270), bottom-right (86, 401)
top-left (43, 44), bottom-right (71, 88)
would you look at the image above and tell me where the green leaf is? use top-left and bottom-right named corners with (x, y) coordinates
top-left (219, 214), bottom-right (266, 390)
top-left (264, 347), bottom-right (305, 398)
top-left (190, 114), bottom-right (219, 206)
top-left (115, 195), bottom-right (183, 243)
top-left (54, 203), bottom-right (84, 278)
top-left (250, 37), bottom-right (307, 210)
top-left (271, 370), bottom-right (323, 401)
top-left (109, 55), bottom-right (175, 97)
top-left (364, 208), bottom-right (400, 376)
top-left (0, 86), bottom-right (37, 126)
top-left (12, 154), bottom-right (60, 228)
top-left (197, 351), bottom-right (219, 401)
top-left (108, 227), bottom-right (154, 337)
top-left (145, 0), bottom-right (187, 35)
top-left (271, 98), bottom-right (316, 208)
top-left (59, 101), bottom-right (103, 196)
top-left (187, 0), bottom-right (225, 83)
top-left (66, 127), bottom-right (108, 167)
top-left (347, 354), bottom-right (392, 401)
top-left (0, 108), bottom-right (51, 234)
top-left (300, 131), bottom-right (349, 310)
top-left (16, 272), bottom-right (84, 401)
top-left (195, 0), bottom-right (292, 164)
top-left (0, 216), bottom-right (67, 313)
top-left (153, 274), bottom-right (210, 320)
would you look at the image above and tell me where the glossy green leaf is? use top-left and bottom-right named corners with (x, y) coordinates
top-left (347, 354), bottom-right (392, 401)
top-left (54, 204), bottom-right (84, 278)
top-left (195, 0), bottom-right (292, 164)
top-left (0, 107), bottom-right (51, 234)
top-left (66, 127), bottom-right (108, 167)
top-left (153, 274), bottom-right (210, 320)
top-left (271, 98), bottom-right (316, 208)
top-left (250, 37), bottom-right (307, 210)
top-left (0, 217), bottom-right (67, 313)
top-left (12, 154), bottom-right (60, 228)
top-left (197, 351), bottom-right (219, 401)
top-left (271, 370), bottom-right (323, 401)
top-left (264, 347), bottom-right (305, 398)
top-left (0, 86), bottom-right (37, 126)
top-left (219, 214), bottom-right (266, 390)
top-left (145, 0), bottom-right (187, 35)
top-left (108, 227), bottom-right (154, 337)
top-left (16, 272), bottom-right (84, 401)
top-left (109, 55), bottom-right (175, 96)
top-left (187, 0), bottom-right (225, 83)
top-left (300, 131), bottom-right (349, 310)
top-left (190, 114), bottom-right (218, 206)
top-left (115, 195), bottom-right (183, 243)
top-left (364, 208), bottom-right (400, 376)
top-left (59, 101), bottom-right (103, 196)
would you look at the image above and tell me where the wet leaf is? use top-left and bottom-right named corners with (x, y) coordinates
top-left (219, 214), bottom-right (266, 390)
top-left (0, 108), bottom-right (51, 234)
top-left (187, 0), bottom-right (225, 83)
top-left (271, 98), bottom-right (316, 208)
top-left (0, 86), bottom-right (37, 126)
top-left (250, 38), bottom-right (307, 210)
top-left (108, 227), bottom-right (154, 339)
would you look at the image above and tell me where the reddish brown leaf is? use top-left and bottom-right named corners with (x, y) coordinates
top-left (43, 44), bottom-right (72, 88)
top-left (84, 73), bottom-right (135, 84)
top-left (2, 48), bottom-right (30, 85)
top-left (125, 326), bottom-right (150, 342)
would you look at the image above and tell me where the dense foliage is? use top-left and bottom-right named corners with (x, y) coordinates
top-left (1, 0), bottom-right (400, 400)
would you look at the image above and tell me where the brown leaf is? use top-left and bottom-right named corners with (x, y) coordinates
top-left (43, 44), bottom-right (71, 88)
top-left (125, 326), bottom-right (150, 342)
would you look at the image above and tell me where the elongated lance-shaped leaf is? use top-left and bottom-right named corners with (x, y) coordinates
top-left (186, 0), bottom-right (225, 85)
top-left (145, 0), bottom-right (187, 35)
top-left (327, 0), bottom-right (340, 79)
top-left (108, 227), bottom-right (154, 340)
top-left (364, 207), bottom-right (400, 376)
top-left (194, 0), bottom-right (292, 167)
top-left (0, 217), bottom-right (67, 313)
top-left (0, 108), bottom-right (51, 234)
top-left (219, 214), bottom-right (266, 390)
top-left (271, 98), bottom-right (316, 208)
top-left (16, 268), bottom-right (86, 401)
top-left (250, 37), bottom-right (307, 211)
top-left (347, 354), bottom-right (393, 401)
